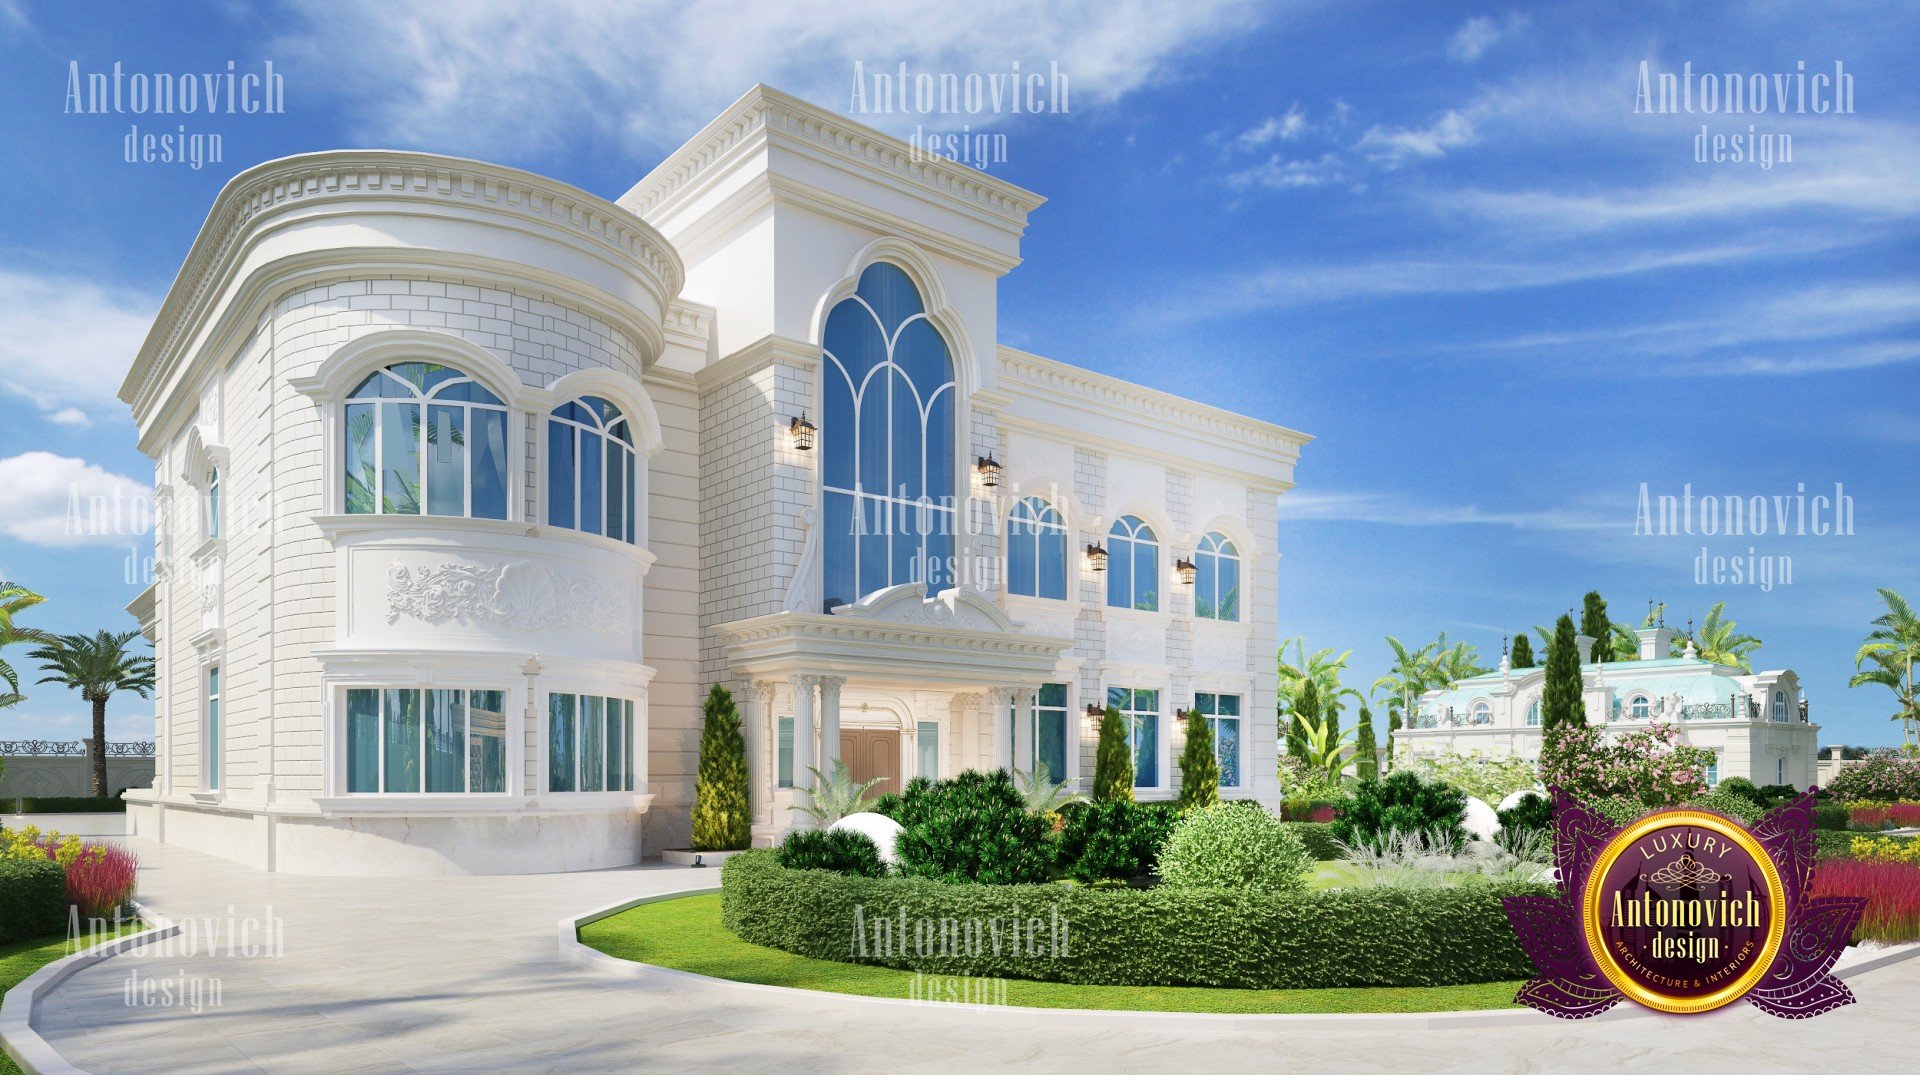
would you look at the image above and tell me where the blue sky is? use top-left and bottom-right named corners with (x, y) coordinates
top-left (0, 1), bottom-right (1914, 746)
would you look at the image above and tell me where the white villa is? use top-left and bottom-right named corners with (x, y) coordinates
top-left (1394, 626), bottom-right (1819, 788)
top-left (118, 86), bottom-right (1307, 875)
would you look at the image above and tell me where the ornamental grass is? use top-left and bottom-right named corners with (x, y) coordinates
top-left (1848, 802), bottom-right (1920, 831)
top-left (1809, 859), bottom-right (1920, 944)
top-left (1, 824), bottom-right (139, 917)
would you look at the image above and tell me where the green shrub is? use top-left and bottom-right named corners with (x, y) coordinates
top-left (0, 857), bottom-right (69, 942)
top-left (1815, 830), bottom-right (1917, 860)
top-left (1334, 772), bottom-right (1467, 849)
top-left (720, 850), bottom-right (1546, 989)
top-left (1057, 800), bottom-right (1177, 883)
top-left (776, 829), bottom-right (885, 878)
top-left (1813, 802), bottom-right (1852, 831)
top-left (1684, 791), bottom-right (1762, 825)
top-left (890, 770), bottom-right (1054, 885)
top-left (690, 685), bottom-right (751, 851)
top-left (1176, 711), bottom-right (1220, 811)
top-left (3, 794), bottom-right (130, 813)
top-left (1158, 804), bottom-right (1311, 895)
top-left (1716, 776), bottom-right (1762, 805)
top-left (1588, 796), bottom-right (1646, 828)
top-left (1497, 791), bottom-right (1553, 833)
top-left (1282, 821), bottom-right (1343, 861)
top-left (1091, 706), bottom-right (1133, 802)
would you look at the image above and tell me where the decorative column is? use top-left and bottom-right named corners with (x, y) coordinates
top-left (950, 693), bottom-right (981, 773)
top-left (789, 674), bottom-right (818, 824)
top-left (818, 676), bottom-right (845, 774)
top-left (1012, 687), bottom-right (1037, 775)
top-left (740, 681), bottom-right (774, 827)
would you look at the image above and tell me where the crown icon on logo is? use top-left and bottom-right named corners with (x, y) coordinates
top-left (1643, 851), bottom-right (1730, 889)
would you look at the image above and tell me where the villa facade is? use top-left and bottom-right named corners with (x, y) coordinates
top-left (1394, 626), bottom-right (1819, 788)
top-left (117, 86), bottom-right (1308, 875)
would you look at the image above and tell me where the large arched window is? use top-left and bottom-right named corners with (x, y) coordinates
top-left (1106, 515), bottom-right (1159, 611)
top-left (1193, 531), bottom-right (1240, 620)
top-left (1471, 700), bottom-right (1493, 725)
top-left (821, 263), bottom-right (957, 610)
top-left (548, 396), bottom-right (638, 543)
top-left (345, 362), bottom-right (508, 518)
top-left (1006, 497), bottom-right (1067, 600)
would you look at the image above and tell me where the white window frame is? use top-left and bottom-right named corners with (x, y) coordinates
top-left (1192, 531), bottom-right (1241, 622)
top-left (543, 691), bottom-right (639, 794)
top-left (203, 663), bottom-right (221, 793)
top-left (342, 363), bottom-right (512, 520)
top-left (1193, 691), bottom-right (1244, 789)
top-left (337, 684), bottom-right (516, 797)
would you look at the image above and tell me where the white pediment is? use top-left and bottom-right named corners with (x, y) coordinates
top-left (829, 583), bottom-right (1025, 635)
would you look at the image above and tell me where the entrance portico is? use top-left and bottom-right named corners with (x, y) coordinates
top-left (716, 583), bottom-right (1071, 843)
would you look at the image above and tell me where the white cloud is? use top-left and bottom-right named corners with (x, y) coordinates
top-left (47, 408), bottom-right (90, 428)
top-left (1358, 109), bottom-right (1477, 166)
top-left (0, 0), bottom-right (26, 32)
top-left (1447, 14), bottom-right (1526, 63)
top-left (0, 452), bottom-right (153, 547)
top-left (1236, 103), bottom-right (1310, 150)
top-left (1226, 152), bottom-right (1347, 191)
top-left (0, 269), bottom-right (156, 421)
top-left (1277, 490), bottom-right (1611, 531)
top-left (275, 0), bottom-right (1275, 157)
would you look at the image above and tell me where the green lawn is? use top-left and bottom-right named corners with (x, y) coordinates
top-left (0, 922), bottom-right (141, 1075)
top-left (579, 893), bottom-right (1525, 1015)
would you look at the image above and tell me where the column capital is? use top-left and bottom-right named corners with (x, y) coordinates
top-left (1012, 686), bottom-right (1039, 707)
top-left (738, 679), bottom-right (778, 704)
top-left (817, 675), bottom-right (846, 702)
top-left (788, 673), bottom-right (819, 693)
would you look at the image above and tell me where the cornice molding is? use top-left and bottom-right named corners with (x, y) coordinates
top-left (122, 150), bottom-right (686, 422)
top-left (623, 84), bottom-right (1044, 232)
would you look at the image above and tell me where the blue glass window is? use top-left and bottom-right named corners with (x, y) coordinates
top-left (549, 396), bottom-right (638, 543)
top-left (1108, 686), bottom-right (1160, 788)
top-left (345, 363), bottom-right (508, 519)
top-left (1106, 516), bottom-right (1159, 611)
top-left (1006, 498), bottom-right (1068, 600)
top-left (1193, 532), bottom-right (1239, 621)
top-left (546, 693), bottom-right (635, 793)
top-left (916, 721), bottom-right (940, 780)
top-left (1193, 692), bottom-right (1241, 788)
top-left (1008, 683), bottom-right (1070, 782)
top-left (346, 687), bottom-right (506, 794)
top-left (821, 263), bottom-right (957, 610)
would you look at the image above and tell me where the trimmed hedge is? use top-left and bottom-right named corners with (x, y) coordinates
top-left (1813, 802), bottom-right (1851, 832)
top-left (720, 850), bottom-right (1545, 989)
top-left (1282, 821), bottom-right (1343, 861)
top-left (0, 857), bottom-right (69, 942)
top-left (4, 796), bottom-right (129, 814)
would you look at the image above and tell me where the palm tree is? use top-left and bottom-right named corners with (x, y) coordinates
top-left (1278, 638), bottom-right (1360, 749)
top-left (1371, 635), bottom-right (1440, 717)
top-left (1676, 603), bottom-right (1762, 670)
top-left (0, 582), bottom-right (55, 709)
top-left (30, 629), bottom-right (155, 797)
top-left (1429, 633), bottom-right (1491, 687)
top-left (1851, 589), bottom-right (1920, 743)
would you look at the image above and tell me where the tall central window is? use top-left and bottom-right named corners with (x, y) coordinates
top-left (548, 396), bottom-right (638, 543)
top-left (345, 362), bottom-right (508, 518)
top-left (1109, 686), bottom-right (1160, 788)
top-left (1006, 497), bottom-right (1067, 599)
top-left (1106, 516), bottom-right (1159, 611)
top-left (821, 263), bottom-right (957, 610)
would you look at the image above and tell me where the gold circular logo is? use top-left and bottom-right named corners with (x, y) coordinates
top-left (1581, 810), bottom-right (1787, 1014)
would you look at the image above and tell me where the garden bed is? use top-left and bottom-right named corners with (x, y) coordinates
top-left (580, 892), bottom-right (1528, 1014)
top-left (720, 850), bottom-right (1546, 990)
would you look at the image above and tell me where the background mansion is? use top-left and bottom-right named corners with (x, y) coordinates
top-left (118, 86), bottom-right (1308, 875)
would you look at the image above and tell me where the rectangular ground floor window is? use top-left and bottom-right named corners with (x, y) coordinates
top-left (916, 720), bottom-right (939, 780)
top-left (778, 716), bottom-right (795, 787)
top-left (547, 693), bottom-right (636, 793)
top-left (347, 687), bottom-right (506, 794)
top-left (1108, 686), bottom-right (1160, 788)
top-left (1007, 683), bottom-right (1069, 782)
top-left (1193, 692), bottom-right (1242, 787)
top-left (204, 665), bottom-right (221, 792)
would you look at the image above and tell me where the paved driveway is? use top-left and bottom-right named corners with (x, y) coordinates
top-left (23, 838), bottom-right (1919, 1073)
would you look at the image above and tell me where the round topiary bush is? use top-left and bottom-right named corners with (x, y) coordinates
top-left (889, 770), bottom-right (1055, 885)
top-left (776, 828), bottom-right (886, 878)
top-left (1682, 791), bottom-right (1762, 824)
top-left (1157, 803), bottom-right (1312, 895)
top-left (1334, 771), bottom-right (1468, 850)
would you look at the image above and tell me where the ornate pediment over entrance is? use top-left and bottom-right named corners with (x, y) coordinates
top-left (829, 583), bottom-right (1024, 635)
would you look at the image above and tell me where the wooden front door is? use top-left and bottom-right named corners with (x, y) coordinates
top-left (841, 729), bottom-right (902, 799)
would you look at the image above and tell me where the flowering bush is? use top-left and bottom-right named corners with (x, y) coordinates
top-left (1848, 803), bottom-right (1920, 830)
top-left (1396, 751), bottom-right (1540, 804)
top-left (1851, 834), bottom-right (1920, 866)
top-left (1538, 723), bottom-right (1713, 807)
top-left (1809, 859), bottom-right (1920, 943)
top-left (1, 824), bottom-right (139, 916)
top-left (1825, 752), bottom-right (1920, 802)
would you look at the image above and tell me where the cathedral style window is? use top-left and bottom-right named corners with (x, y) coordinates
top-left (548, 396), bottom-right (639, 543)
top-left (1106, 515), bottom-right (1159, 611)
top-left (344, 362), bottom-right (508, 519)
top-left (821, 263), bottom-right (957, 610)
top-left (1193, 531), bottom-right (1239, 620)
top-left (1006, 497), bottom-right (1067, 600)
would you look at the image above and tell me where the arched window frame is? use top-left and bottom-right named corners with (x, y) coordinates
top-left (1005, 496), bottom-right (1068, 600)
top-left (342, 361), bottom-right (511, 520)
top-left (1192, 531), bottom-right (1241, 621)
top-left (1470, 699), bottom-right (1493, 725)
top-left (817, 259), bottom-right (962, 610)
top-left (1771, 689), bottom-right (1787, 721)
top-left (546, 395), bottom-right (640, 544)
top-left (1525, 698), bottom-right (1541, 726)
top-left (1629, 693), bottom-right (1651, 720)
top-left (1106, 515), bottom-right (1161, 612)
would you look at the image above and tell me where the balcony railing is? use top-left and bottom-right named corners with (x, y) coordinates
top-left (0, 740), bottom-right (156, 757)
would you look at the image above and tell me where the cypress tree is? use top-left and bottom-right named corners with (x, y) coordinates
top-left (1542, 614), bottom-right (1586, 735)
top-left (1177, 709), bottom-right (1220, 810)
top-left (1385, 704), bottom-right (1402, 765)
top-left (1092, 705), bottom-right (1135, 802)
top-left (1580, 591), bottom-right (1612, 662)
top-left (1354, 704), bottom-right (1379, 781)
top-left (1509, 633), bottom-right (1535, 669)
top-left (690, 683), bottom-right (751, 851)
top-left (1286, 680), bottom-right (1319, 758)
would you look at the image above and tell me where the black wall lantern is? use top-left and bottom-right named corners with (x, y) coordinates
top-left (789, 413), bottom-right (816, 451)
